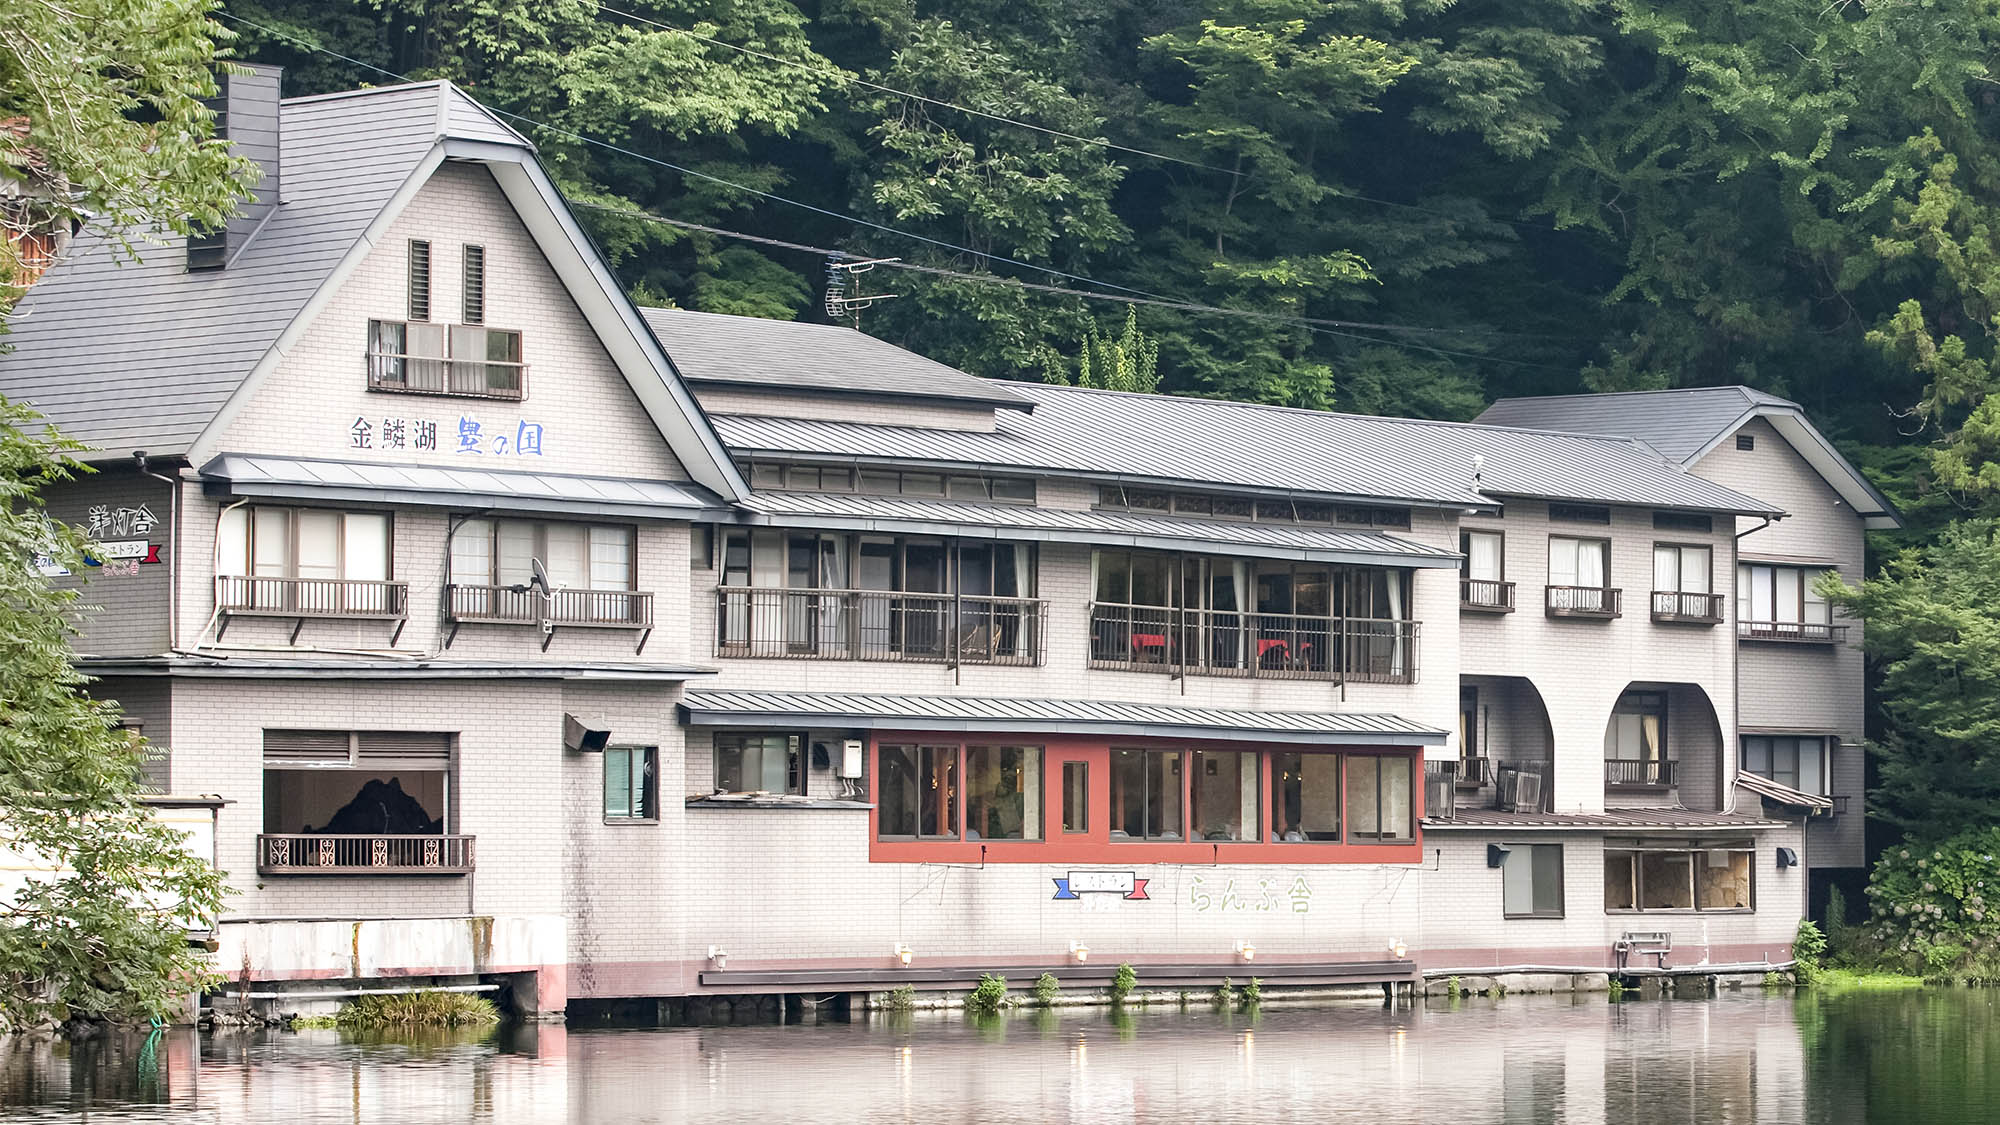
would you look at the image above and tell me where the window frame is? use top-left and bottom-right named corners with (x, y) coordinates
top-left (1652, 541), bottom-right (1714, 595)
top-left (449, 518), bottom-right (639, 592)
top-left (1737, 562), bottom-right (1832, 627)
top-left (1604, 844), bottom-right (1755, 913)
top-left (1605, 689), bottom-right (1669, 763)
top-left (1501, 843), bottom-right (1565, 919)
top-left (1461, 529), bottom-right (1505, 583)
top-left (713, 730), bottom-right (809, 797)
top-left (602, 744), bottom-right (659, 824)
top-left (1740, 734), bottom-right (1829, 796)
top-left (220, 505), bottom-right (395, 582)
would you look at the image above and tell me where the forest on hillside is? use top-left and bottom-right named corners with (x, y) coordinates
top-left (225, 0), bottom-right (2000, 548)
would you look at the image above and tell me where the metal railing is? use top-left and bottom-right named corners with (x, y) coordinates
top-left (1606, 759), bottom-right (1675, 787)
top-left (216, 576), bottom-right (408, 619)
top-left (1737, 620), bottom-right (1848, 644)
top-left (1545, 585), bottom-right (1621, 618)
top-left (1460, 579), bottom-right (1516, 612)
top-left (1651, 590), bottom-right (1726, 623)
top-left (714, 587), bottom-right (1047, 666)
top-left (447, 584), bottom-right (653, 627)
top-left (1086, 602), bottom-right (1419, 684)
top-left (257, 833), bottom-right (475, 875)
top-left (366, 349), bottom-right (526, 400)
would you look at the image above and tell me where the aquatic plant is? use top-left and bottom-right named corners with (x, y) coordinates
top-left (1241, 977), bottom-right (1262, 1009)
top-left (883, 985), bottom-right (917, 1012)
top-left (1033, 973), bottom-right (1060, 1007)
top-left (333, 991), bottom-right (500, 1028)
top-left (1213, 977), bottom-right (1237, 1009)
top-left (967, 974), bottom-right (1009, 1015)
top-left (1109, 963), bottom-right (1137, 1004)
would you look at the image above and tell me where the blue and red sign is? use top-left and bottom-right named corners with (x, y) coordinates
top-left (1052, 870), bottom-right (1149, 901)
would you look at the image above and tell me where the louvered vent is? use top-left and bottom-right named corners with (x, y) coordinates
top-left (408, 239), bottom-right (432, 321)
top-left (463, 244), bottom-right (486, 325)
top-left (356, 731), bottom-right (454, 771)
top-left (262, 730), bottom-right (353, 766)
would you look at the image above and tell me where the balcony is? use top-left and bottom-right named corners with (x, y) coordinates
top-left (715, 587), bottom-right (1046, 666)
top-left (216, 576), bottom-right (408, 626)
top-left (1545, 585), bottom-right (1621, 620)
top-left (1460, 579), bottom-right (1516, 614)
top-left (1454, 756), bottom-right (1494, 789)
top-left (1086, 603), bottom-right (1418, 684)
top-left (257, 833), bottom-right (475, 875)
top-left (447, 584), bottom-right (654, 627)
top-left (1606, 759), bottom-right (1675, 789)
top-left (366, 322), bottom-right (525, 400)
top-left (1651, 590), bottom-right (1726, 625)
top-left (1738, 620), bottom-right (1848, 645)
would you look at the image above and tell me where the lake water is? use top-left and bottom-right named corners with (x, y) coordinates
top-left (2, 988), bottom-right (1994, 1123)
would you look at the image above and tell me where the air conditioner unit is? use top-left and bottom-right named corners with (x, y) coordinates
top-left (1512, 771), bottom-right (1544, 812)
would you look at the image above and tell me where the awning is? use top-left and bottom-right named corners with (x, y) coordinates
top-left (1735, 772), bottom-right (1835, 811)
top-left (1425, 807), bottom-right (1792, 831)
top-left (736, 492), bottom-right (1460, 569)
top-left (678, 689), bottom-right (1446, 747)
top-left (200, 454), bottom-right (732, 520)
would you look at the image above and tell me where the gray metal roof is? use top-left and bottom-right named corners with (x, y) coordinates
top-left (1475, 386), bottom-right (1900, 528)
top-left (678, 689), bottom-right (1447, 746)
top-left (1425, 807), bottom-right (1790, 830)
top-left (79, 656), bottom-right (713, 680)
top-left (1477, 386), bottom-right (1796, 462)
top-left (644, 308), bottom-right (1033, 409)
top-left (201, 454), bottom-right (729, 519)
top-left (714, 382), bottom-right (1783, 515)
top-left (0, 82), bottom-right (529, 458)
top-left (739, 491), bottom-right (1459, 567)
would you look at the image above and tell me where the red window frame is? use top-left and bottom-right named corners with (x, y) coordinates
top-left (866, 732), bottom-right (1424, 864)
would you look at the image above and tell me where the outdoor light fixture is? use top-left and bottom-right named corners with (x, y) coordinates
top-left (1234, 940), bottom-right (1256, 963)
top-left (895, 943), bottom-right (914, 966)
top-left (1070, 941), bottom-right (1090, 963)
top-left (707, 945), bottom-right (729, 969)
top-left (1389, 938), bottom-right (1409, 959)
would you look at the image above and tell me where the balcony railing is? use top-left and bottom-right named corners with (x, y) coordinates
top-left (216, 576), bottom-right (408, 619)
top-left (1738, 620), bottom-right (1848, 645)
top-left (367, 339), bottom-right (526, 400)
top-left (1455, 756), bottom-right (1494, 788)
top-left (1606, 759), bottom-right (1676, 788)
top-left (447, 584), bottom-right (654, 627)
top-left (257, 833), bottom-right (475, 875)
top-left (715, 587), bottom-right (1046, 666)
top-left (1086, 602), bottom-right (1419, 684)
top-left (1460, 579), bottom-right (1516, 613)
top-left (1651, 590), bottom-right (1726, 624)
top-left (1545, 585), bottom-right (1621, 619)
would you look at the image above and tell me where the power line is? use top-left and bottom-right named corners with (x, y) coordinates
top-left (577, 203), bottom-right (1589, 369)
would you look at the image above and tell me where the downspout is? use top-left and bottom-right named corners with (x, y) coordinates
top-left (133, 453), bottom-right (179, 651)
top-left (187, 497), bottom-right (250, 651)
top-left (1723, 514), bottom-right (1781, 816)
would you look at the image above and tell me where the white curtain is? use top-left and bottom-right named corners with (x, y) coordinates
top-left (1548, 537), bottom-right (1579, 587)
top-left (1468, 532), bottom-right (1501, 582)
top-left (1386, 570), bottom-right (1406, 675)
top-left (1577, 540), bottom-right (1605, 588)
top-left (1653, 545), bottom-right (1679, 593)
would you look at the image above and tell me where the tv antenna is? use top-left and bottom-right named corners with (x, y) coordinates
top-left (825, 255), bottom-right (901, 327)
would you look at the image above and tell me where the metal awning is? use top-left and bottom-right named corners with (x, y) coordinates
top-left (1734, 773), bottom-right (1835, 811)
top-left (1425, 807), bottom-right (1792, 831)
top-left (200, 454), bottom-right (732, 520)
top-left (678, 689), bottom-right (1446, 746)
top-left (737, 492), bottom-right (1460, 568)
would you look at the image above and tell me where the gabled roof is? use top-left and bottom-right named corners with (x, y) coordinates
top-left (1476, 387), bottom-right (1900, 529)
top-left (643, 308), bottom-right (1033, 410)
top-left (0, 80), bottom-right (747, 501)
top-left (714, 381), bottom-right (1784, 516)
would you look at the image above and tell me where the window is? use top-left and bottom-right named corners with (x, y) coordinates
top-left (1653, 511), bottom-right (1713, 533)
top-left (1606, 847), bottom-right (1752, 912)
top-left (216, 506), bottom-right (396, 614)
top-left (259, 730), bottom-right (460, 872)
top-left (367, 318), bottom-right (524, 399)
top-left (462, 244), bottom-right (486, 324)
top-left (1502, 844), bottom-right (1564, 918)
top-left (451, 519), bottom-right (634, 590)
top-left (408, 239), bottom-right (431, 321)
top-left (1737, 563), bottom-right (1832, 636)
top-left (877, 745), bottom-right (959, 839)
top-left (1460, 686), bottom-right (1480, 763)
top-left (1347, 756), bottom-right (1414, 841)
top-left (1742, 735), bottom-right (1827, 795)
top-left (1270, 752), bottom-right (1341, 842)
top-left (1109, 749), bottom-right (1184, 840)
top-left (964, 746), bottom-right (1042, 841)
top-left (1653, 544), bottom-right (1712, 593)
top-left (1549, 503), bottom-right (1610, 524)
top-left (692, 525), bottom-right (714, 570)
top-left (1191, 750), bottom-right (1258, 842)
top-left (1547, 536), bottom-right (1612, 612)
top-left (604, 745), bottom-right (658, 821)
top-left (747, 463), bottom-right (1036, 503)
top-left (1605, 690), bottom-right (1666, 763)
top-left (1462, 529), bottom-right (1507, 607)
top-left (1061, 762), bottom-right (1089, 833)
top-left (715, 732), bottom-right (804, 795)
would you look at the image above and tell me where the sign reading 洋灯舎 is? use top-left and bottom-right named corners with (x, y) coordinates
top-left (348, 414), bottom-right (549, 458)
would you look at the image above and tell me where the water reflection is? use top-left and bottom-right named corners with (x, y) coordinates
top-left (2, 990), bottom-right (1997, 1123)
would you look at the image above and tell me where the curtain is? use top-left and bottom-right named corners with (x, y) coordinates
top-left (1577, 541), bottom-right (1605, 588)
top-left (1386, 570), bottom-right (1406, 676)
top-left (1653, 545), bottom-right (1679, 593)
top-left (1468, 532), bottom-right (1501, 583)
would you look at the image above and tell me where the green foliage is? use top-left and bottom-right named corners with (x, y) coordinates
top-left (1032, 972), bottom-right (1059, 1007)
top-left (0, 398), bottom-right (228, 1027)
top-left (966, 973), bottom-right (1008, 1015)
top-left (1241, 976), bottom-right (1261, 1009)
top-left (1794, 919), bottom-right (1828, 985)
top-left (1212, 977), bottom-right (1237, 1009)
top-left (883, 984), bottom-right (916, 1011)
top-left (1826, 885), bottom-right (1855, 959)
top-left (1108, 963), bottom-right (1136, 1004)
top-left (334, 991), bottom-right (500, 1028)
top-left (1854, 831), bottom-right (2000, 982)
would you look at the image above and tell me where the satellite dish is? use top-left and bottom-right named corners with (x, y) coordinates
top-left (531, 557), bottom-right (554, 594)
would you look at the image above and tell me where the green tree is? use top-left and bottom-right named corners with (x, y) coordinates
top-left (2, 0), bottom-right (254, 314)
top-left (1, 401), bottom-right (228, 1027)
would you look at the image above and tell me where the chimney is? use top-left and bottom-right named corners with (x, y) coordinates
top-left (187, 64), bottom-right (284, 271)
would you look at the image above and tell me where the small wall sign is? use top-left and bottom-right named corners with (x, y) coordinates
top-left (1052, 870), bottom-right (1150, 901)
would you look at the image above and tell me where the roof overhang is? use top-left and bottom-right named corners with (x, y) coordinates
top-left (733, 493), bottom-right (1461, 568)
top-left (1478, 487), bottom-right (1784, 520)
top-left (199, 453), bottom-right (732, 521)
top-left (1689, 407), bottom-right (1902, 530)
top-left (678, 690), bottom-right (1447, 747)
top-left (81, 656), bottom-right (715, 681)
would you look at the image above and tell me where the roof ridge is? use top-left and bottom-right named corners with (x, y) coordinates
top-left (1487, 385), bottom-right (1794, 407)
top-left (280, 80), bottom-right (453, 108)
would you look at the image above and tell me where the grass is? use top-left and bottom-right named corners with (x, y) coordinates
top-left (331, 991), bottom-right (501, 1028)
top-left (1810, 968), bottom-right (1928, 991)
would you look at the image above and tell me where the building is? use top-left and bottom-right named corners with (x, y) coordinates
top-left (0, 70), bottom-right (1894, 1015)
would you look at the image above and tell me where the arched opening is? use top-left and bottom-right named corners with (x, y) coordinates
top-left (1600, 682), bottom-right (1724, 811)
top-left (1456, 675), bottom-right (1556, 812)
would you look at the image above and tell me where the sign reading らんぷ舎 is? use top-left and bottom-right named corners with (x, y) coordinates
top-left (1052, 871), bottom-right (1150, 901)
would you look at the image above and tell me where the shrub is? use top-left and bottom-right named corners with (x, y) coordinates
top-left (883, 985), bottom-right (916, 1012)
top-left (967, 974), bottom-right (1009, 1015)
top-left (1109, 963), bottom-right (1137, 1003)
top-left (1033, 972), bottom-right (1060, 1007)
top-left (1213, 977), bottom-right (1237, 1009)
top-left (1825, 885), bottom-right (1854, 958)
top-left (333, 991), bottom-right (499, 1028)
top-left (1793, 919), bottom-right (1828, 984)
top-left (1859, 829), bottom-right (2000, 978)
top-left (1241, 977), bottom-right (1262, 1009)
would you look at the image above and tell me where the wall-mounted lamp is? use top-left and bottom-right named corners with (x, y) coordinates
top-left (1776, 846), bottom-right (1799, 869)
top-left (894, 943), bottom-right (914, 966)
top-left (1234, 940), bottom-right (1256, 963)
top-left (1388, 938), bottom-right (1409, 960)
top-left (707, 945), bottom-right (729, 969)
top-left (1069, 941), bottom-right (1090, 963)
